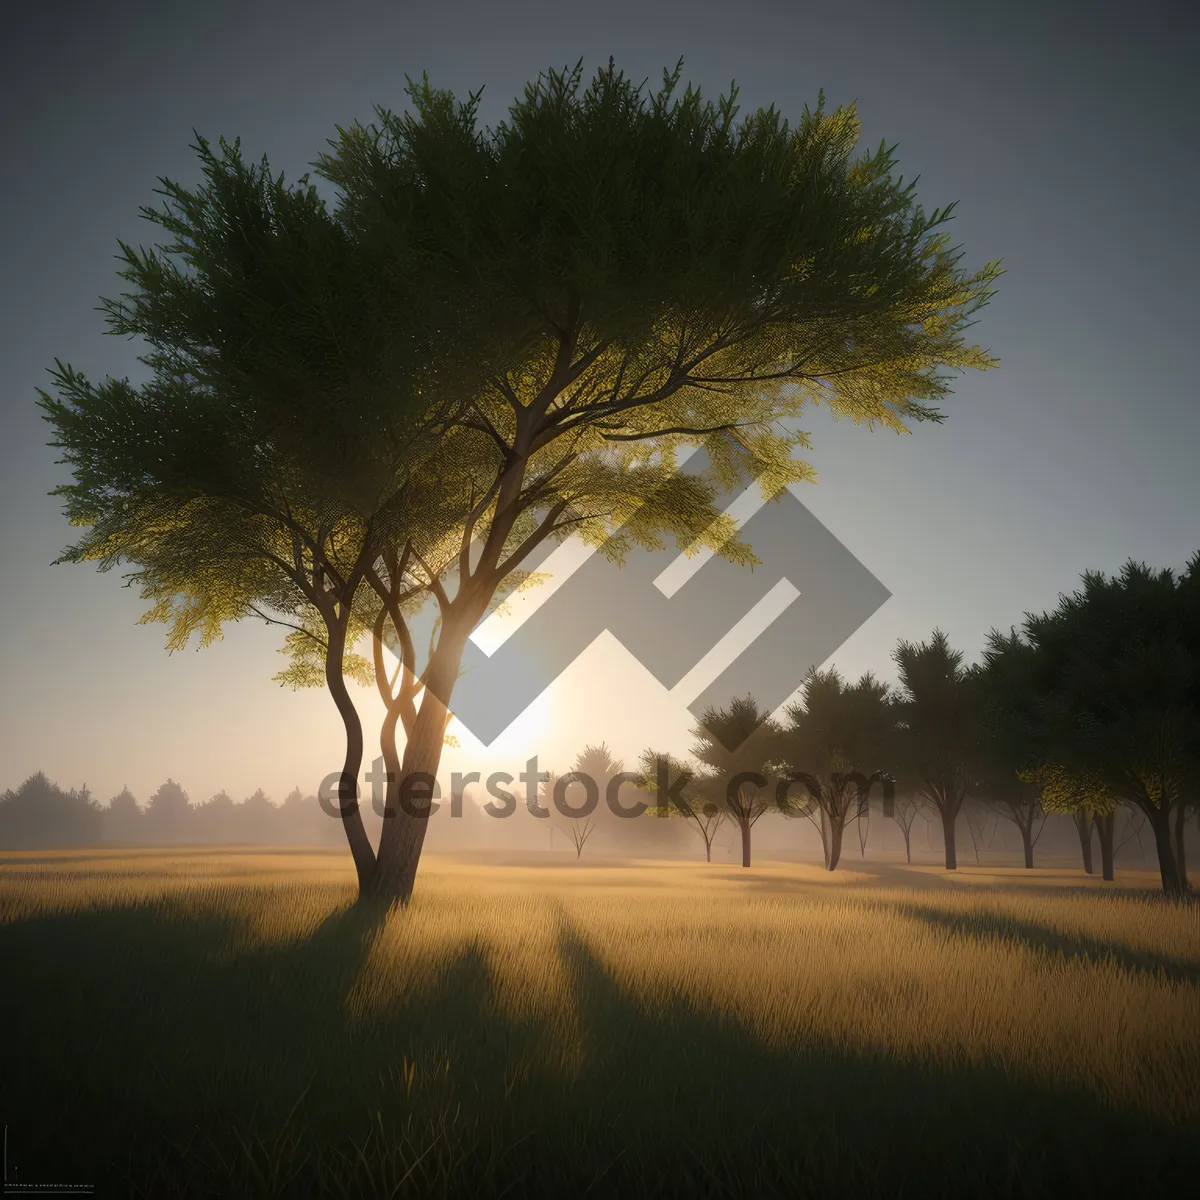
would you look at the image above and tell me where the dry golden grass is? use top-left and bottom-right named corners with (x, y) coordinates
top-left (3, 850), bottom-right (1196, 1120)
top-left (2, 849), bottom-right (1196, 1196)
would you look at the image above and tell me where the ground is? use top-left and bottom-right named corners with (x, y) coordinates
top-left (1, 849), bottom-right (1197, 1197)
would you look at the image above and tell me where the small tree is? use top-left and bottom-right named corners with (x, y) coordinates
top-left (542, 763), bottom-right (601, 859)
top-left (568, 743), bottom-right (629, 848)
top-left (973, 704), bottom-right (1044, 869)
top-left (144, 779), bottom-right (193, 844)
top-left (560, 814), bottom-right (596, 859)
top-left (889, 794), bottom-right (923, 864)
top-left (991, 775), bottom-right (1045, 869)
top-left (194, 790), bottom-right (235, 844)
top-left (279, 786), bottom-right (328, 846)
top-left (775, 670), bottom-right (895, 871)
top-left (637, 750), bottom-right (728, 862)
top-left (104, 786), bottom-right (143, 844)
top-left (691, 697), bottom-right (780, 868)
top-left (241, 788), bottom-right (277, 844)
top-left (892, 631), bottom-right (980, 870)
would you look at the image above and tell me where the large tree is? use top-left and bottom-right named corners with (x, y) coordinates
top-left (982, 561), bottom-right (1198, 896)
top-left (41, 59), bottom-right (999, 902)
top-left (103, 786), bottom-right (143, 845)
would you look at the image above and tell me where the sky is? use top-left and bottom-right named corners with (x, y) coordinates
top-left (1, 0), bottom-right (1197, 807)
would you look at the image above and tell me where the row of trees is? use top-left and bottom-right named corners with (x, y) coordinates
top-left (0, 774), bottom-right (333, 848)
top-left (634, 560), bottom-right (1198, 896)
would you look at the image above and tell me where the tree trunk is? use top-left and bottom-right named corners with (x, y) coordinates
top-left (704, 840), bottom-right (712, 863)
top-left (1021, 818), bottom-right (1034, 869)
top-left (740, 817), bottom-right (752, 868)
top-left (1094, 810), bottom-right (1115, 882)
top-left (369, 621), bottom-right (470, 904)
top-left (902, 827), bottom-right (912, 864)
top-left (941, 805), bottom-right (958, 870)
top-left (1146, 806), bottom-right (1184, 896)
top-left (964, 805), bottom-right (982, 866)
top-left (827, 814), bottom-right (844, 872)
top-left (1173, 799), bottom-right (1190, 892)
top-left (1073, 810), bottom-right (1094, 874)
top-left (325, 620), bottom-right (376, 895)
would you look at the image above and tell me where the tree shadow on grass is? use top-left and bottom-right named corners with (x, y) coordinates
top-left (522, 921), bottom-right (1198, 1197)
top-left (0, 899), bottom-right (1197, 1197)
top-left (887, 899), bottom-right (1200, 986)
top-left (0, 896), bottom-right (388, 1179)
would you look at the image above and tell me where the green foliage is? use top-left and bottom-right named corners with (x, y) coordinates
top-left (1022, 763), bottom-right (1118, 818)
top-left (982, 562), bottom-right (1198, 815)
top-left (36, 129), bottom-right (468, 693)
top-left (39, 57), bottom-right (998, 673)
top-left (777, 668), bottom-right (894, 782)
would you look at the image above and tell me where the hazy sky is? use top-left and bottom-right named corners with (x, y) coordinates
top-left (1, 0), bottom-right (1197, 806)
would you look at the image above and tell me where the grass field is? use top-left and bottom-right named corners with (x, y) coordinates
top-left (1, 849), bottom-right (1197, 1197)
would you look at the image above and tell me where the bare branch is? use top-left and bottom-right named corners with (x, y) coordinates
top-left (246, 604), bottom-right (327, 648)
top-left (599, 420), bottom-right (752, 442)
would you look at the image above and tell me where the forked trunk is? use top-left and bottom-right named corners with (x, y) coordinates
top-left (1073, 810), bottom-right (1095, 874)
top-left (1094, 810), bottom-right (1115, 882)
top-left (368, 727), bottom-right (443, 903)
top-left (368, 620), bottom-right (471, 904)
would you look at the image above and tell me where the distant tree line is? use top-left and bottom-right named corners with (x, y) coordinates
top-left (0, 775), bottom-right (339, 849)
